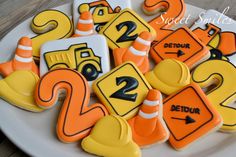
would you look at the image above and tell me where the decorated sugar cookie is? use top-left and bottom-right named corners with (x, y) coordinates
top-left (145, 59), bottom-right (190, 95)
top-left (0, 37), bottom-right (38, 77)
top-left (150, 27), bottom-right (210, 69)
top-left (143, 0), bottom-right (186, 42)
top-left (73, 11), bottom-right (96, 37)
top-left (128, 89), bottom-right (169, 147)
top-left (35, 69), bottom-right (108, 143)
top-left (82, 115), bottom-right (141, 157)
top-left (163, 83), bottom-right (223, 150)
top-left (99, 8), bottom-right (156, 50)
top-left (191, 9), bottom-right (236, 64)
top-left (73, 0), bottom-right (131, 32)
top-left (192, 60), bottom-right (236, 132)
top-left (31, 10), bottom-right (73, 60)
top-left (0, 70), bottom-right (43, 112)
top-left (113, 31), bottom-right (153, 74)
top-left (40, 35), bottom-right (110, 90)
top-left (93, 62), bottom-right (152, 119)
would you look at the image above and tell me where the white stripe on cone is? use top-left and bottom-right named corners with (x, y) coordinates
top-left (136, 37), bottom-right (151, 46)
top-left (15, 54), bottom-right (33, 63)
top-left (78, 19), bottom-right (93, 24)
top-left (139, 110), bottom-right (159, 119)
top-left (75, 29), bottom-right (93, 36)
top-left (129, 46), bottom-right (147, 56)
top-left (143, 100), bottom-right (160, 106)
top-left (18, 45), bottom-right (33, 51)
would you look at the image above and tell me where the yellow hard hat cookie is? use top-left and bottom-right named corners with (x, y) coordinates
top-left (0, 70), bottom-right (43, 112)
top-left (145, 59), bottom-right (190, 95)
top-left (81, 115), bottom-right (141, 157)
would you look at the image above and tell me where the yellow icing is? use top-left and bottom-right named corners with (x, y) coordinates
top-left (31, 10), bottom-right (73, 60)
top-left (145, 59), bottom-right (191, 95)
top-left (82, 115), bottom-right (141, 157)
top-left (0, 70), bottom-right (43, 112)
top-left (93, 62), bottom-right (151, 119)
top-left (192, 60), bottom-right (236, 132)
top-left (99, 8), bottom-right (156, 50)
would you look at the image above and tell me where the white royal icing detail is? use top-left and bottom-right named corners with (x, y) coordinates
top-left (139, 110), bottom-right (158, 119)
top-left (18, 45), bottom-right (32, 51)
top-left (143, 100), bottom-right (160, 106)
top-left (78, 19), bottom-right (93, 24)
top-left (129, 46), bottom-right (146, 56)
top-left (75, 29), bottom-right (93, 36)
top-left (136, 37), bottom-right (151, 46)
top-left (15, 54), bottom-right (33, 63)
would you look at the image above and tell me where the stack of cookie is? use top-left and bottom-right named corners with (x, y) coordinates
top-left (0, 0), bottom-right (235, 157)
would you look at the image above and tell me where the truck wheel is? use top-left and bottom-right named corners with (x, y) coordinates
top-left (81, 64), bottom-right (99, 81)
top-left (210, 49), bottom-right (228, 61)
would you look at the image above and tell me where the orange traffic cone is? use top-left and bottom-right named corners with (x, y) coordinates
top-left (128, 89), bottom-right (169, 147)
top-left (73, 11), bottom-right (96, 37)
top-left (0, 37), bottom-right (39, 77)
top-left (113, 31), bottom-right (153, 74)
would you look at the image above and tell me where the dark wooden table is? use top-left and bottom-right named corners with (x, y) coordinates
top-left (0, 0), bottom-right (235, 156)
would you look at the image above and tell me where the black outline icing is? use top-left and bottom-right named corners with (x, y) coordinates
top-left (116, 21), bottom-right (139, 43)
top-left (37, 68), bottom-right (107, 137)
top-left (110, 76), bottom-right (139, 102)
top-left (152, 27), bottom-right (206, 62)
top-left (193, 23), bottom-right (236, 59)
top-left (77, 1), bottom-right (121, 29)
top-left (163, 85), bottom-right (214, 141)
top-left (43, 43), bottom-right (102, 78)
top-left (31, 9), bottom-right (73, 59)
top-left (95, 62), bottom-right (151, 117)
top-left (191, 60), bottom-right (236, 127)
top-left (102, 9), bottom-right (152, 48)
top-left (144, 0), bottom-right (185, 30)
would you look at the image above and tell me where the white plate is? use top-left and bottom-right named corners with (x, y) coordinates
top-left (0, 2), bottom-right (235, 157)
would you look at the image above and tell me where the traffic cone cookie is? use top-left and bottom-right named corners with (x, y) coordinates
top-left (113, 31), bottom-right (153, 74)
top-left (128, 89), bottom-right (169, 147)
top-left (73, 11), bottom-right (96, 37)
top-left (0, 37), bottom-right (38, 77)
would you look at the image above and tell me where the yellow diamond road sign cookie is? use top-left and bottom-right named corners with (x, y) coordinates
top-left (93, 62), bottom-right (152, 119)
top-left (99, 8), bottom-right (156, 50)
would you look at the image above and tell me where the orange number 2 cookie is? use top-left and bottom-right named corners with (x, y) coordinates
top-left (143, 0), bottom-right (186, 42)
top-left (35, 69), bottom-right (108, 142)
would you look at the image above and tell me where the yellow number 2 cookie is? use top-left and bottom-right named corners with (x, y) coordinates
top-left (192, 60), bottom-right (236, 132)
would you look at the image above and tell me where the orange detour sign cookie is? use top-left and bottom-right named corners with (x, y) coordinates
top-left (163, 83), bottom-right (223, 150)
top-left (73, 11), bottom-right (96, 37)
top-left (35, 69), bottom-right (108, 143)
top-left (145, 59), bottom-right (190, 95)
top-left (128, 89), bottom-right (169, 147)
top-left (82, 115), bottom-right (141, 157)
top-left (192, 60), bottom-right (236, 132)
top-left (0, 37), bottom-right (39, 77)
top-left (113, 31), bottom-right (153, 74)
top-left (93, 62), bottom-right (152, 119)
top-left (150, 27), bottom-right (210, 69)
